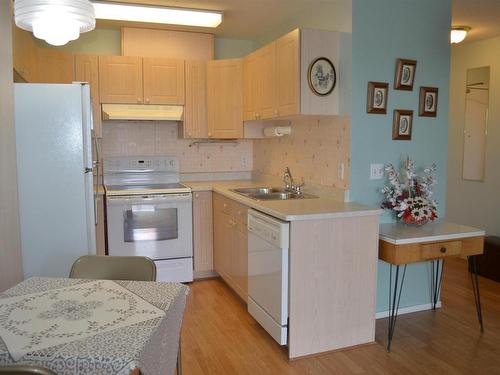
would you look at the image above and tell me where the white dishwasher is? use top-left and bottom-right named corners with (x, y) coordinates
top-left (247, 209), bottom-right (290, 345)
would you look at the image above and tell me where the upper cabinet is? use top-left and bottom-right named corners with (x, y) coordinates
top-left (243, 28), bottom-right (350, 120)
top-left (99, 55), bottom-right (185, 105)
top-left (207, 59), bottom-right (243, 139)
top-left (98, 56), bottom-right (144, 104)
top-left (143, 58), bottom-right (185, 105)
top-left (12, 26), bottom-right (38, 82)
top-left (74, 54), bottom-right (102, 138)
top-left (183, 60), bottom-right (208, 138)
top-left (243, 42), bottom-right (278, 121)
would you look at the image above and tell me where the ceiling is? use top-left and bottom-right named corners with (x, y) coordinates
top-left (95, 0), bottom-right (500, 43)
top-left (95, 0), bottom-right (349, 39)
top-left (452, 0), bottom-right (500, 43)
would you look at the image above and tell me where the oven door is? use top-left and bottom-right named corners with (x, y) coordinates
top-left (106, 193), bottom-right (192, 260)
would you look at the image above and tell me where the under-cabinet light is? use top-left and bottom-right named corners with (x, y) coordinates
top-left (92, 1), bottom-right (222, 28)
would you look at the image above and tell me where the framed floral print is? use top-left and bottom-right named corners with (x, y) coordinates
top-left (419, 86), bottom-right (438, 117)
top-left (367, 81), bottom-right (389, 114)
top-left (392, 109), bottom-right (413, 140)
top-left (307, 57), bottom-right (336, 96)
top-left (394, 58), bottom-right (417, 90)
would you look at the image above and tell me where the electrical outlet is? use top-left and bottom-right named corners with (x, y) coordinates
top-left (370, 163), bottom-right (384, 180)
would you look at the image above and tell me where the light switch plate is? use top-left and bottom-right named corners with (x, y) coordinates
top-left (370, 163), bottom-right (384, 180)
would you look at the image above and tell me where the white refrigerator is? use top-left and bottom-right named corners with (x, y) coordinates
top-left (14, 83), bottom-right (97, 278)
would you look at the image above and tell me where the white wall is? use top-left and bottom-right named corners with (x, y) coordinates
top-left (447, 36), bottom-right (500, 236)
top-left (0, 1), bottom-right (23, 291)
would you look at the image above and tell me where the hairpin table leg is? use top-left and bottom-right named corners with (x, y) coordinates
top-left (468, 256), bottom-right (484, 333)
top-left (430, 259), bottom-right (445, 310)
top-left (387, 263), bottom-right (407, 352)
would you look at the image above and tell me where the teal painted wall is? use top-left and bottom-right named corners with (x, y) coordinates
top-left (351, 0), bottom-right (451, 312)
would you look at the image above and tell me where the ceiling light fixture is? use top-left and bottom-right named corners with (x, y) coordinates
top-left (450, 26), bottom-right (471, 44)
top-left (14, 0), bottom-right (96, 46)
top-left (92, 1), bottom-right (222, 28)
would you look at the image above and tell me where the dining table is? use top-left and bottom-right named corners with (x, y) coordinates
top-left (0, 277), bottom-right (189, 375)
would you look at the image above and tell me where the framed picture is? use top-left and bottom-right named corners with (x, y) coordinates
top-left (394, 59), bottom-right (417, 90)
top-left (366, 81), bottom-right (389, 114)
top-left (307, 57), bottom-right (336, 96)
top-left (392, 109), bottom-right (413, 140)
top-left (419, 86), bottom-right (438, 117)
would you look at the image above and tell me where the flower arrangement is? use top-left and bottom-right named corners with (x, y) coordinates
top-left (381, 157), bottom-right (438, 225)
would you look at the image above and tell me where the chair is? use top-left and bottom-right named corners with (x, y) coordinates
top-left (0, 365), bottom-right (57, 375)
top-left (69, 255), bottom-right (156, 281)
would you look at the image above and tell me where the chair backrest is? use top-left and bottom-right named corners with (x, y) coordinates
top-left (69, 255), bottom-right (156, 281)
top-left (0, 365), bottom-right (57, 375)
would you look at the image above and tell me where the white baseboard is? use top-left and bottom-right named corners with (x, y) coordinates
top-left (376, 301), bottom-right (442, 319)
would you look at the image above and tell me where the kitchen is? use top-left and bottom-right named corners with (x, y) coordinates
top-left (1, 0), bottom-right (498, 374)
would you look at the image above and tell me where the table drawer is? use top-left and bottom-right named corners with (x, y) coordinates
top-left (421, 240), bottom-right (462, 259)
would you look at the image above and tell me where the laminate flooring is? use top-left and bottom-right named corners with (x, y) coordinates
top-left (181, 257), bottom-right (500, 374)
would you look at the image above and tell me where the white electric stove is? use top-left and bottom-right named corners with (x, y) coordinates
top-left (104, 156), bottom-right (193, 282)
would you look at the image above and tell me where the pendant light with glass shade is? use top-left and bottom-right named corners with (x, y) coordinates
top-left (14, 0), bottom-right (96, 46)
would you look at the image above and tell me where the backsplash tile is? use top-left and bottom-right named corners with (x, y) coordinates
top-left (253, 117), bottom-right (350, 189)
top-left (102, 121), bottom-right (253, 173)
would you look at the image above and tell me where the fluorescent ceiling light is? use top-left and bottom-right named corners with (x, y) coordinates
top-left (450, 26), bottom-right (470, 44)
top-left (92, 1), bottom-right (222, 28)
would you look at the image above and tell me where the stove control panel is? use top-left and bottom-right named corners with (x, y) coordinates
top-left (104, 156), bottom-right (179, 173)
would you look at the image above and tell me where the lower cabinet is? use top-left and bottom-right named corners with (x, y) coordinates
top-left (193, 191), bottom-right (215, 279)
top-left (213, 193), bottom-right (248, 301)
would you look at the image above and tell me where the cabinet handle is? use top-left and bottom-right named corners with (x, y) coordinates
top-left (188, 132), bottom-right (192, 137)
top-left (223, 203), bottom-right (227, 209)
top-left (208, 132), bottom-right (212, 137)
top-left (145, 98), bottom-right (150, 103)
top-left (195, 193), bottom-right (199, 198)
top-left (137, 98), bottom-right (142, 103)
top-left (274, 109), bottom-right (279, 116)
top-left (440, 247), bottom-right (447, 253)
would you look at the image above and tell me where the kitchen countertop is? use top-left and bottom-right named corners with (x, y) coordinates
top-left (185, 180), bottom-right (382, 221)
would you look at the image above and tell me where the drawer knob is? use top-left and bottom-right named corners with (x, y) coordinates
top-left (440, 247), bottom-right (447, 253)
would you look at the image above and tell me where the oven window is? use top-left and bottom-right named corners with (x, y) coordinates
top-left (124, 207), bottom-right (178, 242)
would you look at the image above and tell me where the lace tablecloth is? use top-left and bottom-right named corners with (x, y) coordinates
top-left (0, 277), bottom-right (188, 375)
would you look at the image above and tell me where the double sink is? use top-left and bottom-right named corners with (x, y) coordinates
top-left (231, 187), bottom-right (318, 201)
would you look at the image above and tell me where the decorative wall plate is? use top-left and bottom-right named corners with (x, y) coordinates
top-left (307, 57), bottom-right (336, 96)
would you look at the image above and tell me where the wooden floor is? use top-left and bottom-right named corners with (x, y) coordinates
top-left (181, 258), bottom-right (500, 374)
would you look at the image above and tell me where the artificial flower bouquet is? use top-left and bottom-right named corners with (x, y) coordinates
top-left (381, 157), bottom-right (438, 225)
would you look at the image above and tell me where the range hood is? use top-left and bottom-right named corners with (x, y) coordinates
top-left (101, 104), bottom-right (184, 121)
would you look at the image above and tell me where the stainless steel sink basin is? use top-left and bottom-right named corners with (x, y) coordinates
top-left (231, 187), bottom-right (285, 195)
top-left (231, 187), bottom-right (318, 201)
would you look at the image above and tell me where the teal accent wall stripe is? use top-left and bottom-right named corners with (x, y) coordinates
top-left (351, 0), bottom-right (451, 311)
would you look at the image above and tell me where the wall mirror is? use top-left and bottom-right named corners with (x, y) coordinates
top-left (463, 66), bottom-right (490, 181)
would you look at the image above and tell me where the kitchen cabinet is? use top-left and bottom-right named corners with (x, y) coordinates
top-left (244, 42), bottom-right (278, 121)
top-left (276, 29), bottom-right (300, 117)
top-left (143, 58), bottom-right (185, 105)
top-left (99, 55), bottom-right (185, 105)
top-left (74, 54), bottom-right (102, 138)
top-left (99, 56), bottom-right (143, 104)
top-left (207, 59), bottom-right (243, 139)
top-left (37, 48), bottom-right (73, 84)
top-left (193, 191), bottom-right (215, 278)
top-left (12, 26), bottom-right (38, 82)
top-left (183, 60), bottom-right (207, 138)
top-left (243, 28), bottom-right (348, 120)
top-left (213, 193), bottom-right (248, 300)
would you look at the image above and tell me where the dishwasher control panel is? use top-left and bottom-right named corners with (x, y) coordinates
top-left (247, 209), bottom-right (289, 248)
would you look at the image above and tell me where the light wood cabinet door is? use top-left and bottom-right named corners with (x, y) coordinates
top-left (213, 209), bottom-right (234, 284)
top-left (276, 29), bottom-right (300, 117)
top-left (207, 59), bottom-right (243, 139)
top-left (233, 221), bottom-right (248, 301)
top-left (98, 56), bottom-right (143, 104)
top-left (37, 48), bottom-right (73, 83)
top-left (12, 26), bottom-right (38, 82)
top-left (143, 58), bottom-right (185, 105)
top-left (74, 54), bottom-right (102, 138)
top-left (243, 50), bottom-right (259, 121)
top-left (257, 41), bottom-right (277, 119)
top-left (184, 60), bottom-right (207, 138)
top-left (193, 191), bottom-right (214, 276)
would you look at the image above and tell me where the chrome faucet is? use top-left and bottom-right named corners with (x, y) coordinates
top-left (283, 167), bottom-right (305, 195)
